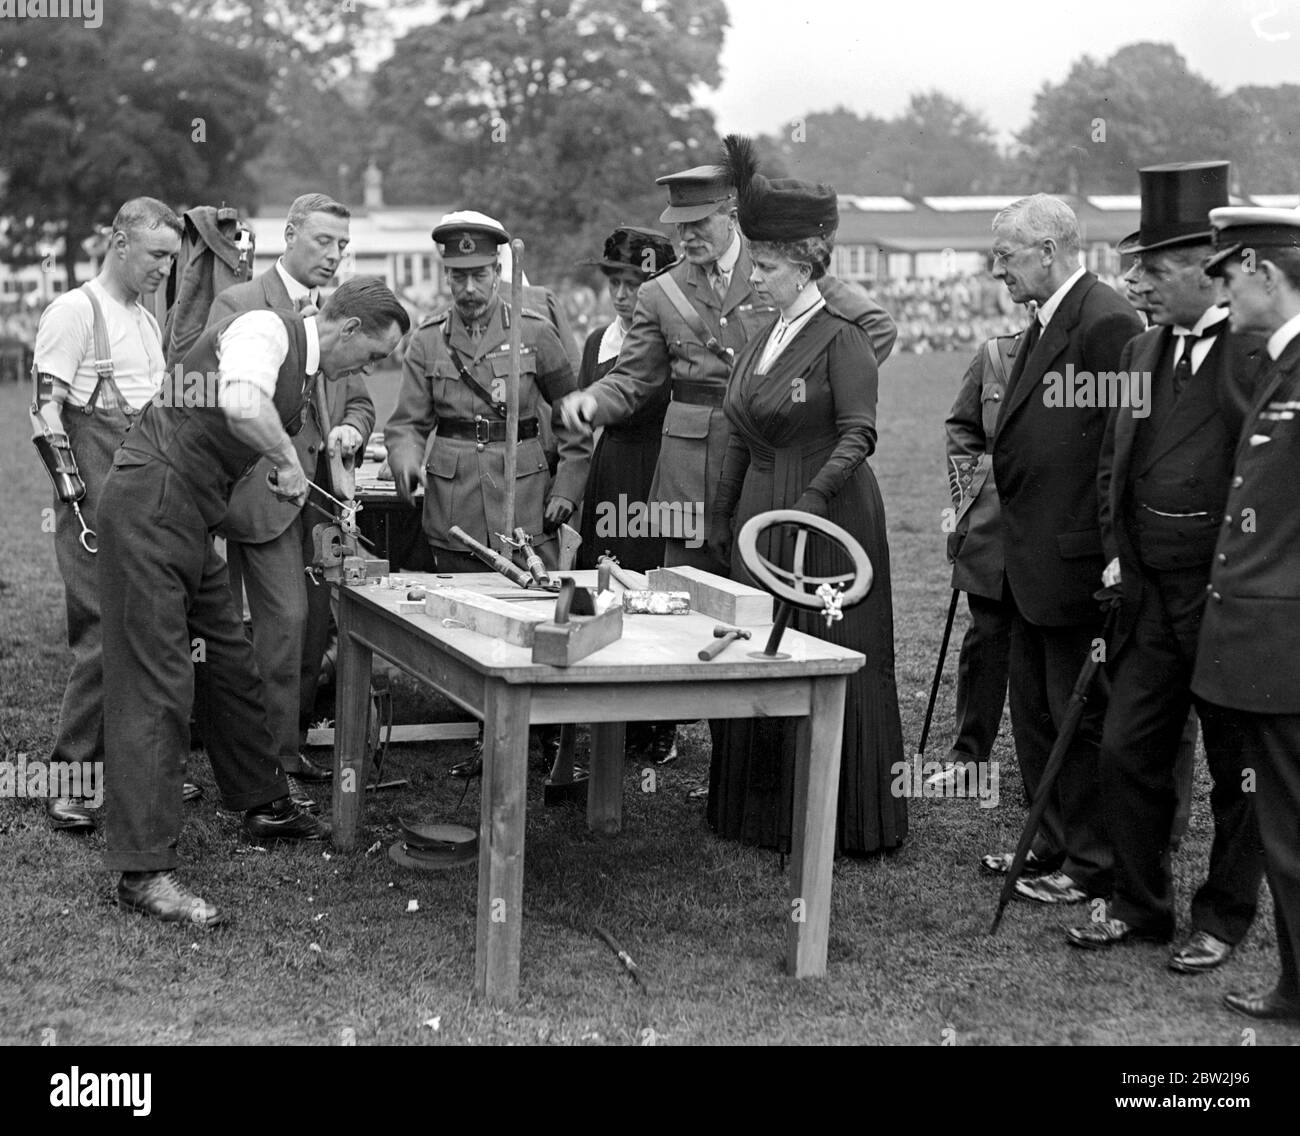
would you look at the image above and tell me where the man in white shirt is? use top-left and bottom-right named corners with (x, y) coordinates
top-left (1194, 207), bottom-right (1300, 1021)
top-left (31, 196), bottom-right (200, 831)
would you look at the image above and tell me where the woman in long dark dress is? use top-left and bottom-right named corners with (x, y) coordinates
top-left (574, 225), bottom-right (680, 762)
top-left (706, 137), bottom-right (907, 855)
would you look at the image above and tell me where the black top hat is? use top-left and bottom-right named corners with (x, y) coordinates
top-left (1116, 161), bottom-right (1230, 256)
top-left (721, 135), bottom-right (838, 243)
top-left (1203, 206), bottom-right (1300, 277)
top-left (656, 165), bottom-right (735, 224)
top-left (579, 226), bottom-right (678, 278)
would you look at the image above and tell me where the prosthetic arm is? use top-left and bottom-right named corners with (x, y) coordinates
top-left (31, 368), bottom-right (96, 553)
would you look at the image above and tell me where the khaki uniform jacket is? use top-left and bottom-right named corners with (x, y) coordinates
top-left (585, 245), bottom-right (898, 539)
top-left (206, 269), bottom-right (376, 543)
top-left (385, 300), bottom-right (591, 550)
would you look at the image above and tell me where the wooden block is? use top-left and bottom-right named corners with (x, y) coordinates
top-left (646, 566), bottom-right (773, 626)
top-left (306, 722), bottom-right (479, 747)
top-left (423, 587), bottom-right (548, 646)
top-left (531, 605), bottom-right (624, 667)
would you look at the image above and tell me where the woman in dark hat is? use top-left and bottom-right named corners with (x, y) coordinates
top-left (576, 224), bottom-right (679, 762)
top-left (706, 136), bottom-right (907, 855)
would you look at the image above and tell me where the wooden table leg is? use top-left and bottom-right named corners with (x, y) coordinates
top-left (787, 675), bottom-right (847, 978)
top-left (587, 721), bottom-right (626, 834)
top-left (331, 594), bottom-right (373, 852)
top-left (475, 679), bottom-right (531, 1004)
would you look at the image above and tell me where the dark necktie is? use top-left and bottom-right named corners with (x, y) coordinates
top-left (1171, 331), bottom-right (1201, 399)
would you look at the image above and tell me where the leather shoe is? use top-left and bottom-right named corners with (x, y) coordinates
top-left (980, 849), bottom-right (1061, 877)
top-left (284, 773), bottom-right (320, 814)
top-left (118, 871), bottom-right (225, 927)
top-left (1013, 870), bottom-right (1087, 904)
top-left (1067, 917), bottom-right (1170, 950)
top-left (450, 746), bottom-right (483, 780)
top-left (243, 797), bottom-right (330, 842)
top-left (1223, 990), bottom-right (1300, 1022)
top-left (285, 753), bottom-right (332, 782)
top-left (1169, 930), bottom-right (1234, 974)
top-left (46, 797), bottom-right (96, 832)
top-left (182, 781), bottom-right (203, 804)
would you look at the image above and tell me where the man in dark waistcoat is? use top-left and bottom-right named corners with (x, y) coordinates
top-left (1066, 164), bottom-right (1267, 972)
top-left (1195, 207), bottom-right (1300, 1021)
top-left (98, 277), bottom-right (409, 926)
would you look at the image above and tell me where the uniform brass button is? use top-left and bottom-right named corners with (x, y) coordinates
top-left (1206, 583), bottom-right (1214, 593)
top-left (476, 443), bottom-right (485, 453)
top-left (1232, 475), bottom-right (1244, 488)
top-left (719, 316), bottom-right (728, 327)
top-left (1224, 514), bottom-right (1233, 525)
top-left (1211, 591), bottom-right (1222, 603)
top-left (1218, 553), bottom-right (1227, 563)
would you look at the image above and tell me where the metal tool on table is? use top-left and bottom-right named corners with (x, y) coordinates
top-left (555, 522), bottom-right (582, 571)
top-left (531, 577), bottom-right (623, 666)
top-left (595, 554), bottom-right (641, 591)
top-left (500, 526), bottom-right (551, 587)
top-left (276, 469), bottom-right (388, 586)
top-left (698, 624), bottom-right (752, 661)
top-left (449, 524), bottom-right (536, 589)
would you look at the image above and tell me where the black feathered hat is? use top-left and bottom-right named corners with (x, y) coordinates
top-left (578, 225), bottom-right (678, 278)
top-left (721, 135), bottom-right (839, 243)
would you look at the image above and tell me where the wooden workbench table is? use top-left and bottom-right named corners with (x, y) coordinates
top-left (329, 571), bottom-right (864, 1004)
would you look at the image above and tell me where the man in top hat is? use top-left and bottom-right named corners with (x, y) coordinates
top-left (1194, 206), bottom-right (1300, 1020)
top-left (385, 212), bottom-right (590, 572)
top-left (1064, 163), bottom-right (1267, 970)
top-left (558, 162), bottom-right (898, 577)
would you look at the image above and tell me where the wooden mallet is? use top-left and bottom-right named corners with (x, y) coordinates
top-left (698, 624), bottom-right (751, 661)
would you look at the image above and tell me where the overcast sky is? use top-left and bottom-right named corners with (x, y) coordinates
top-left (700, 0), bottom-right (1300, 141)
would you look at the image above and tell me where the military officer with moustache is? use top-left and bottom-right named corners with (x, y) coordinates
top-left (1195, 207), bottom-right (1300, 1022)
top-left (1066, 163), bottom-right (1266, 971)
top-left (559, 164), bottom-right (898, 576)
top-left (385, 214), bottom-right (591, 572)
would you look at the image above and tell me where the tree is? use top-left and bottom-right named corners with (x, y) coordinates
top-left (1229, 84), bottom-right (1300, 195)
top-left (1017, 43), bottom-right (1237, 193)
top-left (369, 0), bottom-right (729, 281)
top-left (0, 0), bottom-right (274, 289)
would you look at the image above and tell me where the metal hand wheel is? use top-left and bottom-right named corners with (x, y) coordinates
top-left (735, 509), bottom-right (873, 658)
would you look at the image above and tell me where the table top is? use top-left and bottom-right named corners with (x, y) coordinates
top-left (339, 570), bottom-right (865, 684)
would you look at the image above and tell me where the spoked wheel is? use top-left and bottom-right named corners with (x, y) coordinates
top-left (735, 509), bottom-right (873, 659)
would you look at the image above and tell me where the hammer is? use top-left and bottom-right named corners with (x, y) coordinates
top-left (698, 624), bottom-right (751, 661)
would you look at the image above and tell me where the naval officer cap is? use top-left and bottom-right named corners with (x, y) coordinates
top-left (656, 165), bottom-right (735, 224)
top-left (1203, 206), bottom-right (1300, 277)
top-left (432, 210), bottom-right (510, 268)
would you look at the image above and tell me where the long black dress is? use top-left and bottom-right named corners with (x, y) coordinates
top-left (576, 322), bottom-right (670, 571)
top-left (707, 308), bottom-right (907, 855)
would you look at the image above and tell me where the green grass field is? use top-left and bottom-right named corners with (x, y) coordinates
top-left (0, 352), bottom-right (1291, 1046)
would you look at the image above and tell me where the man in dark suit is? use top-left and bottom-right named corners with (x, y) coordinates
top-left (1195, 207), bottom-right (1300, 1021)
top-left (559, 163), bottom-right (897, 576)
top-left (1065, 163), bottom-right (1266, 970)
top-left (983, 194), bottom-right (1144, 903)
top-left (206, 194), bottom-right (376, 793)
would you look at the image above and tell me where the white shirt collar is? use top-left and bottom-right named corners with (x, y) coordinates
top-left (597, 319), bottom-right (627, 365)
top-left (1174, 306), bottom-right (1230, 338)
top-left (275, 259), bottom-right (314, 306)
top-left (304, 313), bottom-right (320, 375)
top-left (1267, 310), bottom-right (1300, 360)
top-left (1036, 264), bottom-right (1086, 328)
top-left (713, 231), bottom-right (741, 278)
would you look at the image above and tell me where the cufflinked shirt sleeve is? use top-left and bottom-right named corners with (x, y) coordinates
top-left (217, 310), bottom-right (288, 410)
top-left (33, 290), bottom-right (94, 386)
top-left (384, 329), bottom-right (439, 479)
top-left (805, 322), bottom-right (879, 504)
top-left (584, 281), bottom-right (672, 428)
top-left (533, 321), bottom-right (592, 506)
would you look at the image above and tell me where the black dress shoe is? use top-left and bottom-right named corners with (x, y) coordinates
top-left (450, 745), bottom-right (483, 780)
top-left (182, 782), bottom-right (203, 804)
top-left (1067, 918), bottom-right (1170, 950)
top-left (285, 753), bottom-right (333, 782)
top-left (46, 797), bottom-right (97, 832)
top-left (1223, 990), bottom-right (1300, 1022)
top-left (1169, 930), bottom-right (1234, 974)
top-left (243, 797), bottom-right (330, 842)
top-left (980, 849), bottom-right (1061, 877)
top-left (118, 871), bottom-right (225, 926)
top-left (284, 773), bottom-right (320, 815)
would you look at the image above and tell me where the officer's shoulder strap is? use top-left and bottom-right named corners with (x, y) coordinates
top-left (984, 334), bottom-right (1016, 388)
top-left (417, 311), bottom-right (448, 331)
top-left (519, 306), bottom-right (550, 323)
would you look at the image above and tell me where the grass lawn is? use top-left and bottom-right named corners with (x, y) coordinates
top-left (0, 352), bottom-right (1292, 1047)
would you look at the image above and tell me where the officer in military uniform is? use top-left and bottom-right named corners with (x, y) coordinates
top-left (1195, 206), bottom-right (1300, 1021)
top-left (385, 214), bottom-right (591, 571)
top-left (559, 164), bottom-right (897, 576)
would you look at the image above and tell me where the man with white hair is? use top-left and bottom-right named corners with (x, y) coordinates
top-left (979, 194), bottom-right (1143, 905)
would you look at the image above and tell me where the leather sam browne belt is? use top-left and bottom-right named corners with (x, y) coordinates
top-left (438, 417), bottom-right (540, 444)
top-left (671, 380), bottom-right (725, 408)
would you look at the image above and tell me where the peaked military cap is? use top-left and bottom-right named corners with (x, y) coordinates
top-left (433, 210), bottom-right (510, 268)
top-left (1203, 206), bottom-right (1300, 277)
top-left (656, 165), bottom-right (735, 224)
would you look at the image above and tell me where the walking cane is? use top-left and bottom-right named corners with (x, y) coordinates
top-left (916, 589), bottom-right (960, 760)
top-left (500, 239), bottom-right (525, 547)
top-left (989, 588), bottom-right (1122, 934)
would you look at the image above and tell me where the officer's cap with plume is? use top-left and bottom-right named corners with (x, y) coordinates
top-left (721, 134), bottom-right (839, 243)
